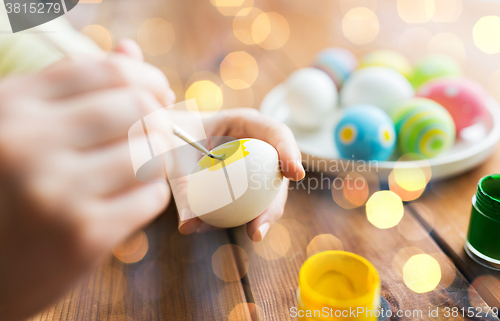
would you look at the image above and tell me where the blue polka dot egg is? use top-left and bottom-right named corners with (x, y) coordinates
top-left (334, 105), bottom-right (397, 161)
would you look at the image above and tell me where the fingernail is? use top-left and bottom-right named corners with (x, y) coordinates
top-left (296, 160), bottom-right (306, 179)
top-left (179, 208), bottom-right (194, 222)
top-left (257, 222), bottom-right (270, 241)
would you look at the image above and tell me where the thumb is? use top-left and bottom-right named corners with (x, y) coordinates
top-left (114, 39), bottom-right (144, 61)
top-left (169, 175), bottom-right (203, 234)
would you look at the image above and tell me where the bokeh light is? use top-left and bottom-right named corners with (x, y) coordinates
top-left (220, 51), bottom-right (258, 90)
top-left (256, 12), bottom-right (290, 50)
top-left (137, 18), bottom-right (175, 56)
top-left (81, 24), bottom-right (113, 52)
top-left (307, 234), bottom-right (344, 257)
top-left (398, 27), bottom-right (433, 61)
top-left (212, 244), bottom-right (249, 282)
top-left (222, 86), bottom-right (254, 108)
top-left (210, 0), bottom-right (254, 16)
top-left (233, 7), bottom-right (265, 45)
top-left (228, 303), bottom-right (264, 321)
top-left (253, 222), bottom-right (291, 260)
top-left (366, 191), bottom-right (404, 229)
top-left (392, 246), bottom-right (424, 278)
top-left (397, 0), bottom-right (435, 23)
top-left (332, 172), bottom-right (379, 209)
top-left (432, 0), bottom-right (462, 22)
top-left (339, 0), bottom-right (377, 15)
top-left (389, 154), bottom-right (431, 201)
top-left (403, 254), bottom-right (441, 293)
top-left (112, 230), bottom-right (149, 264)
top-left (96, 266), bottom-right (127, 305)
top-left (431, 253), bottom-right (456, 289)
top-left (185, 80), bottom-right (223, 113)
top-left (389, 171), bottom-right (425, 202)
top-left (428, 32), bottom-right (466, 63)
top-left (473, 16), bottom-right (500, 54)
top-left (342, 7), bottom-right (379, 45)
top-left (251, 12), bottom-right (271, 44)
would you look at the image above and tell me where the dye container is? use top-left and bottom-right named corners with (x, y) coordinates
top-left (466, 174), bottom-right (500, 270)
top-left (297, 251), bottom-right (380, 320)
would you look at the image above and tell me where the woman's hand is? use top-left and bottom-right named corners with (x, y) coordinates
top-left (171, 108), bottom-right (305, 242)
top-left (0, 44), bottom-right (173, 320)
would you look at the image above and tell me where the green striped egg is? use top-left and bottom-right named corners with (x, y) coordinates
top-left (392, 98), bottom-right (456, 158)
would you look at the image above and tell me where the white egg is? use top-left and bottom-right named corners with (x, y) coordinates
top-left (286, 68), bottom-right (338, 130)
top-left (187, 138), bottom-right (283, 228)
top-left (340, 66), bottom-right (414, 115)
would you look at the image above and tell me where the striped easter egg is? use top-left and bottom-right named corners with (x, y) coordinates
top-left (313, 48), bottom-right (358, 89)
top-left (392, 98), bottom-right (456, 158)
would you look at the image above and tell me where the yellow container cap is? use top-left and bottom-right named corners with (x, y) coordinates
top-left (298, 251), bottom-right (381, 320)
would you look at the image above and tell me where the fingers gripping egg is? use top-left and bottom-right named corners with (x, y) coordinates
top-left (187, 139), bottom-right (283, 228)
top-left (334, 104), bottom-right (397, 161)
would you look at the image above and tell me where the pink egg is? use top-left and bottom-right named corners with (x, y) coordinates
top-left (417, 78), bottom-right (489, 134)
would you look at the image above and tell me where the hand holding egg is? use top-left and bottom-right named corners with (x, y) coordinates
top-left (171, 108), bottom-right (306, 242)
top-left (187, 139), bottom-right (283, 228)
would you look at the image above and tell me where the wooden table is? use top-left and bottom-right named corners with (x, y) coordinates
top-left (32, 0), bottom-right (500, 319)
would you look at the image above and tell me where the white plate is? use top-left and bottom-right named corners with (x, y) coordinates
top-left (260, 83), bottom-right (500, 181)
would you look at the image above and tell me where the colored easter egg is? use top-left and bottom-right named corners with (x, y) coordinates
top-left (286, 68), bottom-right (338, 130)
top-left (313, 48), bottom-right (359, 88)
top-left (188, 139), bottom-right (283, 228)
top-left (340, 66), bottom-right (414, 115)
top-left (392, 98), bottom-right (456, 159)
top-left (334, 104), bottom-right (397, 161)
top-left (411, 54), bottom-right (461, 89)
top-left (417, 78), bottom-right (489, 134)
top-left (360, 50), bottom-right (413, 79)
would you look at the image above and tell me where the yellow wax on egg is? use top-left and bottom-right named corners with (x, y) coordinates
top-left (198, 139), bottom-right (250, 171)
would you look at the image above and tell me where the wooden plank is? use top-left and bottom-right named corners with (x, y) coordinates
top-left (409, 147), bottom-right (500, 309)
top-left (29, 202), bottom-right (250, 321)
top-left (233, 178), bottom-right (498, 320)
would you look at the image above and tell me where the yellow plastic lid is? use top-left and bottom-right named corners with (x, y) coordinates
top-left (298, 251), bottom-right (381, 315)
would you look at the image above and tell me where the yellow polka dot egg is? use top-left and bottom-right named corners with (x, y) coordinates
top-left (334, 105), bottom-right (397, 161)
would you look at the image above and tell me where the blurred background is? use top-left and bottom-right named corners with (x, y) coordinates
top-left (67, 0), bottom-right (500, 114)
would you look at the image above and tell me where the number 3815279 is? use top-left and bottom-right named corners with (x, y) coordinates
top-left (5, 2), bottom-right (62, 14)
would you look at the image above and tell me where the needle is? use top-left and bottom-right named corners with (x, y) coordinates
top-left (172, 125), bottom-right (225, 160)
